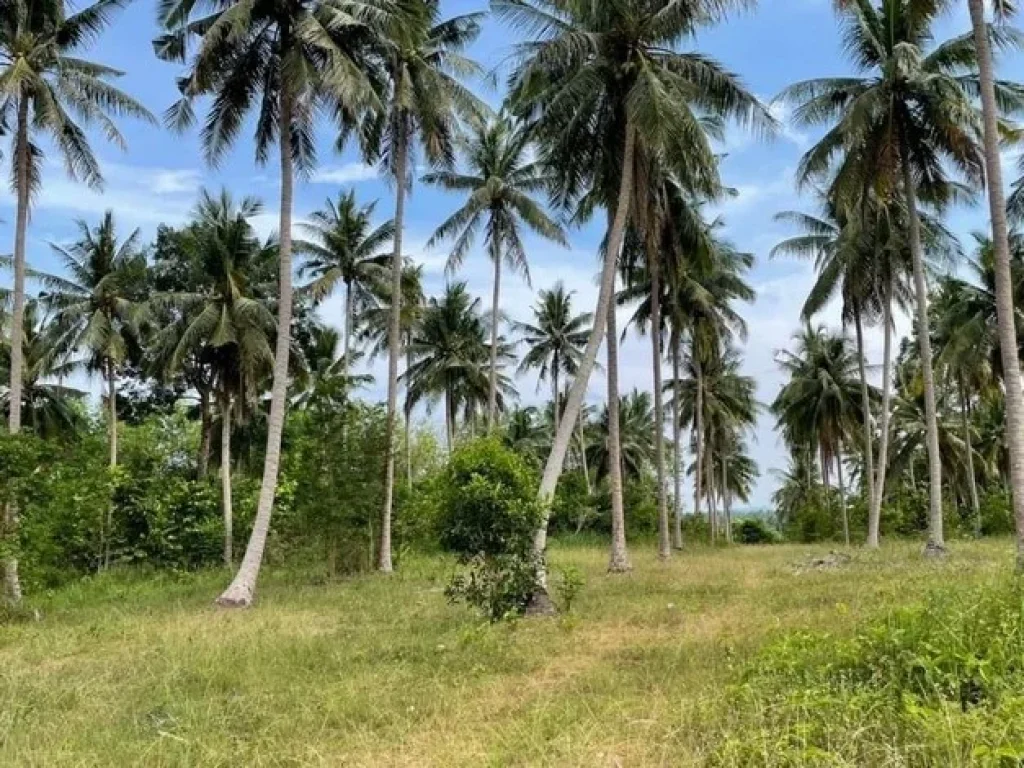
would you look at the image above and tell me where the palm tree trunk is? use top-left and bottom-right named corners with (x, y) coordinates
top-left (694, 354), bottom-right (705, 529)
top-left (649, 247), bottom-right (670, 560)
top-left (836, 449), bottom-right (849, 547)
top-left (671, 329), bottom-right (683, 550)
top-left (901, 143), bottom-right (945, 555)
top-left (577, 410), bottom-right (591, 495)
top-left (707, 447), bottom-right (717, 544)
top-left (959, 375), bottom-right (981, 533)
top-left (104, 358), bottom-right (118, 571)
top-left (853, 306), bottom-right (876, 535)
top-left (969, 0), bottom-right (1024, 569)
top-left (343, 280), bottom-right (353, 381)
top-left (405, 343), bottom-right (413, 491)
top-left (380, 113), bottom-right (410, 575)
top-left (488, 242), bottom-right (501, 431)
top-left (221, 394), bottom-right (234, 567)
top-left (722, 457), bottom-right (732, 544)
top-left (869, 278), bottom-right (894, 547)
top-left (216, 84), bottom-right (296, 607)
top-left (4, 96), bottom-right (30, 602)
top-left (198, 387), bottom-right (213, 479)
top-left (445, 386), bottom-right (454, 452)
top-left (552, 358), bottom-right (560, 437)
top-left (607, 282), bottom-right (630, 573)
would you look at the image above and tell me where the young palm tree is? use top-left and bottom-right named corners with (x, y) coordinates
top-left (778, 0), bottom-right (1023, 554)
top-left (425, 115), bottom-right (567, 431)
top-left (154, 190), bottom-right (277, 567)
top-left (1, 0), bottom-right (152, 600)
top-left (44, 212), bottom-right (147, 568)
top-left (297, 191), bottom-right (393, 379)
top-left (363, 2), bottom-right (486, 573)
top-left (156, 0), bottom-right (381, 604)
top-left (501, 0), bottom-right (773, 603)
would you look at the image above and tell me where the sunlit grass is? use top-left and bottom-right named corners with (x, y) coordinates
top-left (0, 538), bottom-right (1016, 766)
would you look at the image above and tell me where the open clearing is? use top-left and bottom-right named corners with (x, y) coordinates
top-left (0, 539), bottom-right (1014, 766)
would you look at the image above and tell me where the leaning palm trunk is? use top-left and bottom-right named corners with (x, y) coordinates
top-left (606, 283), bottom-right (631, 573)
top-left (902, 147), bottom-right (945, 554)
top-left (853, 307), bottom-right (876, 532)
top-left (836, 449), bottom-right (849, 547)
top-left (216, 90), bottom-right (296, 607)
top-left (531, 125), bottom-right (636, 608)
top-left (4, 97), bottom-right (30, 602)
top-left (671, 330), bottom-right (683, 549)
top-left (103, 359), bottom-right (118, 570)
top-left (960, 376), bottom-right (981, 534)
top-left (488, 241), bottom-right (501, 431)
top-left (221, 395), bottom-right (234, 567)
top-left (969, 0), bottom-right (1024, 569)
top-left (649, 248), bottom-right (670, 560)
top-left (380, 118), bottom-right (409, 575)
top-left (869, 279), bottom-right (895, 546)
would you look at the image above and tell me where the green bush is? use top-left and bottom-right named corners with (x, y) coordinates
top-left (732, 516), bottom-right (782, 544)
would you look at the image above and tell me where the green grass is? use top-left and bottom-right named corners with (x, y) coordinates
top-left (0, 539), bottom-right (1017, 766)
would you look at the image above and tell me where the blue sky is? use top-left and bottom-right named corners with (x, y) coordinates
top-left (1, 0), bottom-right (1021, 508)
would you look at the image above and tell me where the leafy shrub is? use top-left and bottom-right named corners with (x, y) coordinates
top-left (732, 516), bottom-right (781, 544)
top-left (444, 553), bottom-right (538, 621)
top-left (548, 470), bottom-right (596, 535)
top-left (553, 565), bottom-right (585, 613)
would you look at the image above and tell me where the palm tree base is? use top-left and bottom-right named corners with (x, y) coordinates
top-left (922, 541), bottom-right (947, 558)
top-left (524, 588), bottom-right (557, 616)
top-left (607, 557), bottom-right (632, 574)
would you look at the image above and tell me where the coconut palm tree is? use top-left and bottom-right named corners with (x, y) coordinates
top-left (44, 212), bottom-right (147, 568)
top-left (156, 0), bottom-right (382, 605)
top-left (777, 0), bottom-right (1024, 554)
top-left (0, 0), bottom-right (153, 601)
top-left (500, 0), bottom-right (774, 602)
top-left (425, 115), bottom-right (567, 431)
top-left (361, 1), bottom-right (486, 573)
top-left (153, 190), bottom-right (277, 567)
top-left (297, 191), bottom-right (392, 379)
top-left (589, 390), bottom-right (657, 484)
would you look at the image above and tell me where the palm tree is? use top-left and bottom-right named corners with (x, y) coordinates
top-left (777, 0), bottom-right (1023, 554)
top-left (154, 190), bottom-right (277, 567)
top-left (297, 191), bottom-right (392, 379)
top-left (44, 212), bottom-right (147, 568)
top-left (772, 324), bottom-right (868, 546)
top-left (156, 0), bottom-right (381, 605)
top-left (425, 115), bottom-right (567, 431)
top-left (589, 390), bottom-right (657, 484)
top-left (0, 0), bottom-right (152, 601)
top-left (500, 0), bottom-right (773, 599)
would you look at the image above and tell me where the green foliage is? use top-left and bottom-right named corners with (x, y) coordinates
top-left (553, 565), bottom-right (585, 613)
top-left (732, 517), bottom-right (781, 545)
top-left (548, 470), bottom-right (595, 535)
top-left (445, 553), bottom-right (539, 622)
top-left (979, 488), bottom-right (1014, 536)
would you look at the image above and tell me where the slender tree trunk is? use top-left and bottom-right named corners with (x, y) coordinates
top-left (671, 330), bottom-right (683, 550)
top-left (343, 280), bottom-right (353, 381)
top-left (694, 355), bottom-right (705, 528)
top-left (405, 343), bottom-right (413, 491)
top-left (577, 410), bottom-right (591, 495)
top-left (552, 360), bottom-right (560, 437)
top-left (836, 449), bottom-right (849, 547)
top-left (722, 457), bottom-right (732, 544)
top-left (854, 307), bottom-right (876, 533)
top-left (649, 248), bottom-right (670, 560)
top-left (216, 84), bottom-right (296, 607)
top-left (445, 386), bottom-right (453, 452)
top-left (869, 279), bottom-right (894, 547)
top-left (4, 96), bottom-right (30, 602)
top-left (198, 387), bottom-right (213, 479)
top-left (488, 242), bottom-right (501, 431)
top-left (902, 146), bottom-right (945, 555)
top-left (607, 281), bottom-right (631, 573)
top-left (380, 113), bottom-right (409, 575)
top-left (960, 375), bottom-right (981, 533)
top-left (103, 358), bottom-right (118, 571)
top-left (221, 394), bottom-right (234, 567)
top-left (970, 0), bottom-right (1024, 569)
top-left (706, 447), bottom-right (717, 545)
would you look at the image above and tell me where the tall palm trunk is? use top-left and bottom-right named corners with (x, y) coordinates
top-left (445, 386), bottom-right (454, 451)
top-left (853, 306), bottom-right (876, 533)
top-left (671, 329), bottom-right (683, 549)
top-left (706, 447), bottom-right (717, 544)
top-left (649, 248), bottom-right (670, 560)
top-left (552, 357), bottom-right (560, 436)
top-left (577, 410), bottom-right (591, 495)
top-left (488, 241), bottom-right (501, 431)
top-left (607, 283), bottom-right (630, 573)
top-left (722, 457), bottom-right (732, 544)
top-left (405, 343), bottom-right (413, 491)
top-left (4, 96), bottom-right (30, 602)
top-left (959, 375), bottom-right (981, 532)
top-left (221, 394), bottom-right (234, 567)
top-left (216, 85), bottom-right (296, 607)
top-left (380, 113), bottom-right (409, 575)
top-left (693, 354), bottom-right (705, 528)
top-left (198, 387), bottom-right (213, 479)
top-left (103, 358), bottom-right (118, 570)
top-left (969, 0), bottom-right (1024, 569)
top-left (901, 143), bottom-right (945, 554)
top-left (836, 448), bottom-right (849, 547)
top-left (531, 125), bottom-right (636, 609)
top-left (869, 278), bottom-right (894, 547)
top-left (342, 280), bottom-right (353, 381)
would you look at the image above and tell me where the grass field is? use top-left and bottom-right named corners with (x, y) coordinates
top-left (0, 539), bottom-right (1017, 766)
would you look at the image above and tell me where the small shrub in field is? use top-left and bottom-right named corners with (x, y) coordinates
top-left (437, 438), bottom-right (544, 620)
top-left (554, 565), bottom-right (585, 613)
top-left (732, 517), bottom-right (781, 545)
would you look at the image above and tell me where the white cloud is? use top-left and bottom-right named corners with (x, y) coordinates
top-left (150, 168), bottom-right (203, 195)
top-left (311, 163), bottom-right (379, 184)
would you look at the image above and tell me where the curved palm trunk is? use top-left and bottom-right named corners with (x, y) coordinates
top-left (970, 0), bottom-right (1024, 569)
top-left (836, 449), bottom-right (849, 547)
top-left (694, 355), bottom-right (705, 530)
top-left (221, 394), bottom-right (234, 567)
top-left (216, 87), bottom-right (296, 607)
top-left (488, 243), bottom-right (501, 431)
top-left (607, 285), bottom-right (631, 573)
top-left (380, 115), bottom-right (409, 575)
top-left (531, 125), bottom-right (635, 610)
top-left (4, 96), bottom-right (30, 602)
top-left (869, 279), bottom-right (894, 547)
top-left (649, 250), bottom-right (670, 560)
top-left (902, 147), bottom-right (945, 555)
top-left (960, 375), bottom-right (981, 534)
top-left (854, 307), bottom-right (876, 537)
top-left (671, 330), bottom-right (683, 549)
top-left (103, 359), bottom-right (118, 571)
